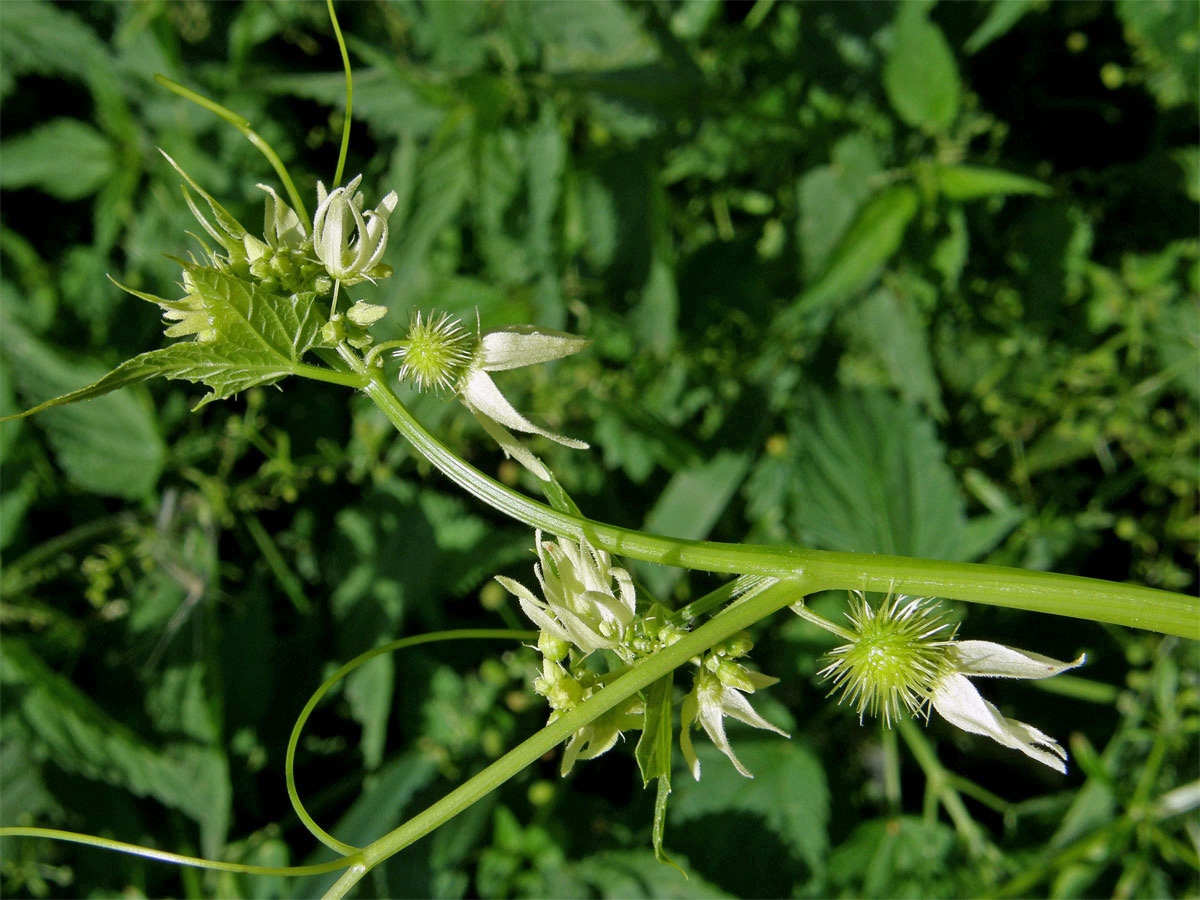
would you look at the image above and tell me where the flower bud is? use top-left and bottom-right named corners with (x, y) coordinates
top-left (538, 630), bottom-right (572, 663)
top-left (312, 175), bottom-right (398, 284)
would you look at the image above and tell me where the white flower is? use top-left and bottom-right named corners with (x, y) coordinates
top-left (494, 530), bottom-right (635, 657)
top-left (818, 591), bottom-right (1086, 773)
top-left (680, 667), bottom-right (789, 780)
top-left (459, 326), bottom-right (589, 481)
top-left (929, 640), bottom-right (1085, 773)
top-left (312, 175), bottom-right (398, 283)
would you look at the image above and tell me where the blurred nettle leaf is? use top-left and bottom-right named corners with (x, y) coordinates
top-left (0, 638), bottom-right (231, 855)
top-left (671, 740), bottom-right (830, 877)
top-left (1115, 0), bottom-right (1200, 109)
top-left (934, 164), bottom-right (1052, 201)
top-left (0, 119), bottom-right (116, 201)
top-left (1, 313), bottom-right (164, 498)
top-left (784, 185), bottom-right (920, 334)
top-left (785, 389), bottom-right (1023, 561)
top-left (883, 3), bottom-right (961, 133)
top-left (826, 816), bottom-right (962, 898)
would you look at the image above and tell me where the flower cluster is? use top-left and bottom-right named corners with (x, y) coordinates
top-left (815, 590), bottom-right (1086, 772)
top-left (495, 534), bottom-right (787, 779)
top-left (163, 152), bottom-right (399, 297)
top-left (496, 531), bottom-right (637, 659)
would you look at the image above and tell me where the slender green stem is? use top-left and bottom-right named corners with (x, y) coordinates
top-left (292, 361), bottom-right (368, 389)
top-left (327, 0), bottom-right (353, 188)
top-left (285, 629), bottom-right (535, 857)
top-left (0, 827), bottom-right (351, 878)
top-left (898, 718), bottom-right (996, 862)
top-left (880, 723), bottom-right (901, 814)
top-left (155, 74), bottom-right (309, 224)
top-left (319, 577), bottom-right (811, 899)
top-left (360, 371), bottom-right (1198, 638)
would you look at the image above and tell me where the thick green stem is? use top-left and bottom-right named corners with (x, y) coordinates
top-left (358, 372), bottom-right (1198, 639)
top-left (319, 576), bottom-right (810, 899)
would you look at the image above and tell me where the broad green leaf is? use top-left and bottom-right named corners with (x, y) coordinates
top-left (2, 319), bottom-right (164, 498)
top-left (1116, 0), bottom-right (1199, 109)
top-left (5, 267), bottom-right (328, 419)
top-left (526, 104), bottom-right (566, 267)
top-left (1174, 146), bottom-right (1200, 202)
top-left (346, 653), bottom-right (394, 772)
top-left (523, 0), bottom-right (659, 73)
top-left (0, 0), bottom-right (114, 91)
top-left (784, 185), bottom-right (919, 330)
top-left (0, 638), bottom-right (231, 849)
top-left (0, 119), bottom-right (115, 201)
top-left (5, 342), bottom-right (298, 420)
top-left (390, 136), bottom-right (472, 297)
top-left (788, 388), bottom-right (1017, 560)
top-left (796, 134), bottom-right (883, 279)
top-left (179, 266), bottom-right (324, 359)
top-left (636, 673), bottom-right (675, 786)
top-left (0, 356), bottom-right (21, 459)
top-left (634, 253), bottom-right (680, 357)
top-left (883, 5), bottom-right (960, 132)
top-left (262, 69), bottom-right (447, 139)
top-left (936, 164), bottom-right (1051, 200)
top-left (671, 740), bottom-right (829, 872)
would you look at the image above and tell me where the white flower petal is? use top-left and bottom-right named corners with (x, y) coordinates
top-left (373, 190), bottom-right (399, 220)
top-left (494, 576), bottom-right (572, 643)
top-left (719, 688), bottom-right (790, 738)
top-left (698, 695), bottom-right (754, 778)
top-left (255, 184), bottom-right (305, 246)
top-left (610, 567), bottom-right (637, 618)
top-left (952, 641), bottom-right (1086, 680)
top-left (462, 369), bottom-right (588, 449)
top-left (931, 673), bottom-right (1069, 773)
top-left (680, 690), bottom-right (702, 780)
top-left (480, 329), bottom-right (590, 371)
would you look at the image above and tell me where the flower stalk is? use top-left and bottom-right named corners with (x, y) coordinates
top-left (356, 369), bottom-right (1198, 639)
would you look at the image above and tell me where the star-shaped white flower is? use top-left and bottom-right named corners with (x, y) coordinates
top-left (929, 641), bottom-right (1085, 773)
top-left (495, 531), bottom-right (635, 657)
top-left (680, 668), bottom-right (789, 780)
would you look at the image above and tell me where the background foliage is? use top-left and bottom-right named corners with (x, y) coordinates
top-left (1, 1), bottom-right (1197, 897)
